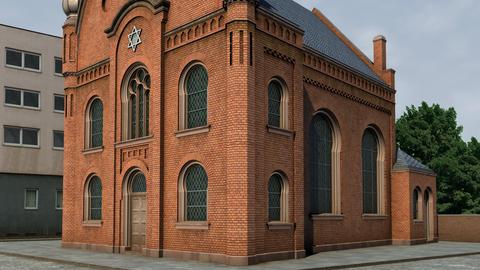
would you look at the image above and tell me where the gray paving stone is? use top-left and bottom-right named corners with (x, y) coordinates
top-left (0, 241), bottom-right (479, 269)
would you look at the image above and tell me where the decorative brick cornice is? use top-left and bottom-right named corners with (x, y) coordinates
top-left (75, 59), bottom-right (111, 86)
top-left (304, 76), bottom-right (392, 115)
top-left (264, 47), bottom-right (295, 64)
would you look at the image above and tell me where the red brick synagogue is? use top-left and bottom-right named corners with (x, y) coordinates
top-left (61, 0), bottom-right (438, 265)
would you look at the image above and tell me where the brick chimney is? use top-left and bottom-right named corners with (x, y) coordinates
top-left (373, 35), bottom-right (387, 71)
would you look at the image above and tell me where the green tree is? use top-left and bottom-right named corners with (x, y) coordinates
top-left (396, 102), bottom-right (480, 214)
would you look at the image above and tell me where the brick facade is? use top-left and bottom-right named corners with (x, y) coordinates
top-left (62, 0), bottom-right (437, 265)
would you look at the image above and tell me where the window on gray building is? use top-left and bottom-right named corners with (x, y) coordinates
top-left (5, 48), bottom-right (41, 71)
top-left (54, 58), bottom-right (62, 75)
top-left (53, 130), bottom-right (64, 149)
top-left (3, 126), bottom-right (39, 147)
top-left (24, 189), bottom-right (39, 209)
top-left (54, 94), bottom-right (64, 112)
top-left (4, 88), bottom-right (40, 109)
top-left (56, 190), bottom-right (63, 210)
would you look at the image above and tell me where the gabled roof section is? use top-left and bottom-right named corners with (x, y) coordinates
top-left (258, 0), bottom-right (383, 83)
top-left (394, 149), bottom-right (435, 175)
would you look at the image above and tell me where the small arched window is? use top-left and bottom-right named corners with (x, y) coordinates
top-left (268, 173), bottom-right (288, 222)
top-left (362, 129), bottom-right (379, 214)
top-left (86, 98), bottom-right (103, 149)
top-left (267, 79), bottom-right (288, 129)
top-left (413, 188), bottom-right (421, 220)
top-left (124, 66), bottom-right (150, 140)
top-left (180, 64), bottom-right (208, 130)
top-left (179, 163), bottom-right (208, 222)
top-left (85, 176), bottom-right (102, 221)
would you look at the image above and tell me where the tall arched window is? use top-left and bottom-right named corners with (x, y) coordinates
top-left (124, 66), bottom-right (150, 140)
top-left (362, 129), bottom-right (379, 214)
top-left (267, 79), bottom-right (288, 129)
top-left (85, 176), bottom-right (102, 221)
top-left (180, 64), bottom-right (208, 130)
top-left (131, 171), bottom-right (147, 193)
top-left (86, 98), bottom-right (103, 149)
top-left (178, 163), bottom-right (208, 222)
top-left (268, 173), bottom-right (288, 222)
top-left (311, 114), bottom-right (333, 214)
top-left (310, 112), bottom-right (341, 215)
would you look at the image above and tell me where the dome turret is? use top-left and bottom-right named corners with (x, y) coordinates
top-left (62, 0), bottom-right (79, 17)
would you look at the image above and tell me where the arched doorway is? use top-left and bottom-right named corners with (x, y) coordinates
top-left (424, 189), bottom-right (434, 241)
top-left (123, 170), bottom-right (147, 252)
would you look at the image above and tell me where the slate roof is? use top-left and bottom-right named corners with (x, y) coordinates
top-left (258, 0), bottom-right (383, 83)
top-left (394, 149), bottom-right (435, 175)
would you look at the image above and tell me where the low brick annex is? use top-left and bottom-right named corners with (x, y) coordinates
top-left (61, 0), bottom-right (438, 265)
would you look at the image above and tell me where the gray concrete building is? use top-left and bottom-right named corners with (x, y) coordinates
top-left (0, 24), bottom-right (63, 237)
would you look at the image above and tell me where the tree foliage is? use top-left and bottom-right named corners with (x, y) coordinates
top-left (396, 102), bottom-right (480, 214)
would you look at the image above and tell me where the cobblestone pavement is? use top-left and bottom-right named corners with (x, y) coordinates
top-left (348, 255), bottom-right (480, 269)
top-left (0, 254), bottom-right (94, 270)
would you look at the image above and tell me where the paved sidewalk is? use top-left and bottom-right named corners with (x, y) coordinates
top-left (0, 241), bottom-right (479, 270)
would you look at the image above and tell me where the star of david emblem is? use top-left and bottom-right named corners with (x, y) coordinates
top-left (128, 26), bottom-right (142, 52)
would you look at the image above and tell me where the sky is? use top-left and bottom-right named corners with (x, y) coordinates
top-left (0, 0), bottom-right (478, 140)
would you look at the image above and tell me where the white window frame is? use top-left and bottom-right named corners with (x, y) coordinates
top-left (4, 87), bottom-right (41, 110)
top-left (5, 48), bottom-right (42, 72)
top-left (24, 188), bottom-right (39, 210)
top-left (54, 57), bottom-right (63, 76)
top-left (3, 126), bottom-right (40, 148)
top-left (55, 189), bottom-right (63, 210)
top-left (53, 94), bottom-right (65, 113)
top-left (53, 130), bottom-right (64, 150)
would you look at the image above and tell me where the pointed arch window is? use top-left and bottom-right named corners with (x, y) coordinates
top-left (85, 176), bottom-right (102, 221)
top-left (123, 66), bottom-right (150, 140)
top-left (86, 98), bottom-right (103, 149)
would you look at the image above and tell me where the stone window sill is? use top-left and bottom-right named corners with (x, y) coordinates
top-left (82, 220), bottom-right (103, 227)
top-left (362, 214), bottom-right (388, 220)
top-left (414, 219), bottom-right (424, 224)
top-left (175, 125), bottom-right (211, 138)
top-left (175, 221), bottom-right (210, 230)
top-left (115, 135), bottom-right (154, 148)
top-left (310, 214), bottom-right (344, 221)
top-left (83, 146), bottom-right (104, 155)
top-left (266, 125), bottom-right (294, 138)
top-left (267, 222), bottom-right (294, 230)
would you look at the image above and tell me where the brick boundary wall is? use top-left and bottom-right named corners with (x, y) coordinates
top-left (439, 215), bottom-right (480, 242)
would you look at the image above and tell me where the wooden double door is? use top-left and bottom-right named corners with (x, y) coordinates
top-left (130, 193), bottom-right (146, 251)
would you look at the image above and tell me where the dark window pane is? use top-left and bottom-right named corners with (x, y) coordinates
top-left (54, 95), bottom-right (64, 111)
top-left (127, 68), bottom-right (150, 139)
top-left (268, 174), bottom-right (283, 221)
top-left (24, 53), bottom-right (40, 70)
top-left (4, 127), bottom-right (20, 144)
top-left (5, 89), bottom-right (21, 106)
top-left (55, 58), bottom-right (63, 74)
top-left (90, 99), bottom-right (103, 148)
top-left (22, 128), bottom-right (38, 146)
top-left (311, 114), bottom-right (333, 214)
top-left (23, 91), bottom-right (39, 108)
top-left (185, 164), bottom-right (208, 221)
top-left (56, 190), bottom-right (63, 209)
top-left (186, 65), bottom-right (208, 129)
top-left (268, 81), bottom-right (282, 127)
top-left (53, 131), bottom-right (64, 148)
top-left (89, 177), bottom-right (102, 220)
top-left (6, 49), bottom-right (22, 67)
top-left (131, 172), bottom-right (146, 193)
top-left (362, 129), bottom-right (378, 214)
